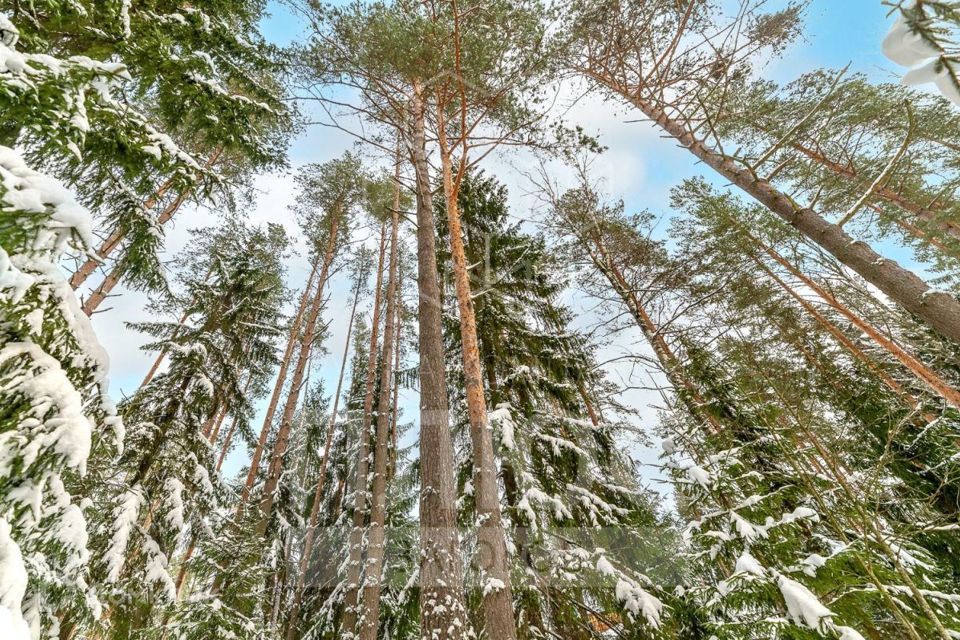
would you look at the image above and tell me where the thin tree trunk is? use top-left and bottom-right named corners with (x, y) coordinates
top-left (436, 116), bottom-right (517, 639)
top-left (236, 258), bottom-right (320, 516)
top-left (741, 227), bottom-right (960, 409)
top-left (216, 415), bottom-right (239, 473)
top-left (791, 142), bottom-right (960, 243)
top-left (285, 264), bottom-right (364, 640)
top-left (340, 221), bottom-right (388, 637)
top-left (70, 147), bottom-right (224, 290)
top-left (408, 80), bottom-right (470, 640)
top-left (359, 164), bottom-right (402, 640)
top-left (576, 222), bottom-right (724, 435)
top-left (174, 539), bottom-right (196, 598)
top-left (388, 276), bottom-right (403, 481)
top-left (593, 76), bottom-right (960, 342)
top-left (755, 257), bottom-right (929, 412)
top-left (81, 185), bottom-right (195, 316)
top-left (203, 402), bottom-right (229, 441)
top-left (256, 209), bottom-right (343, 536)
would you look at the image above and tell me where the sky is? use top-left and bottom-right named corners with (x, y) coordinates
top-left (83, 0), bottom-right (915, 493)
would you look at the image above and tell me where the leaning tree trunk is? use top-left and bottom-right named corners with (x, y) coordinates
top-left (236, 257), bottom-right (320, 516)
top-left (592, 75), bottom-right (960, 343)
top-left (407, 80), bottom-right (470, 640)
top-left (340, 221), bottom-right (388, 637)
top-left (738, 226), bottom-right (960, 409)
top-left (285, 263), bottom-right (364, 640)
top-left (575, 221), bottom-right (724, 435)
top-left (359, 166), bottom-right (402, 640)
top-left (436, 118), bottom-right (517, 640)
top-left (256, 208), bottom-right (343, 537)
top-left (80, 188), bottom-right (192, 315)
top-left (790, 142), bottom-right (960, 244)
top-left (71, 147), bottom-right (224, 290)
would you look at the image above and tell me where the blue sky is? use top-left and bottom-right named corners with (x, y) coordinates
top-left (87, 0), bottom-right (919, 484)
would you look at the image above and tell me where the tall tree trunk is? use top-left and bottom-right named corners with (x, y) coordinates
top-left (388, 274), bottom-right (403, 481)
top-left (359, 165), bottom-right (402, 640)
top-left (591, 76), bottom-right (960, 342)
top-left (236, 258), bottom-right (320, 516)
top-left (436, 116), bottom-right (517, 640)
top-left (740, 227), bottom-right (960, 409)
top-left (285, 265), bottom-right (364, 640)
top-left (256, 208), bottom-right (343, 536)
top-left (790, 142), bottom-right (960, 243)
top-left (407, 80), bottom-right (470, 640)
top-left (574, 221), bottom-right (724, 435)
top-left (340, 221), bottom-right (388, 636)
top-left (70, 147), bottom-right (224, 290)
top-left (754, 257), bottom-right (931, 414)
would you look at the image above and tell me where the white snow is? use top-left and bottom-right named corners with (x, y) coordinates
top-left (882, 16), bottom-right (939, 66)
top-left (902, 57), bottom-right (960, 106)
top-left (734, 551), bottom-right (765, 577)
top-left (0, 519), bottom-right (29, 640)
top-left (482, 578), bottom-right (505, 596)
top-left (104, 487), bottom-right (143, 583)
top-left (488, 403), bottom-right (517, 451)
top-left (777, 574), bottom-right (833, 631)
top-left (882, 14), bottom-right (960, 105)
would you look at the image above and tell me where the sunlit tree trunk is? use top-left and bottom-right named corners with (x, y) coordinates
top-left (436, 110), bottom-right (517, 640)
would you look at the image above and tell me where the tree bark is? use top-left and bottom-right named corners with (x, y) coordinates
top-left (80, 189), bottom-right (193, 316)
top-left (408, 80), bottom-right (470, 640)
top-left (791, 142), bottom-right (960, 243)
top-left (359, 164), bottom-right (402, 640)
top-left (593, 76), bottom-right (960, 343)
top-left (742, 228), bottom-right (960, 409)
top-left (236, 258), bottom-right (320, 516)
top-left (285, 263), bottom-right (364, 640)
top-left (388, 274), bottom-right (403, 482)
top-left (256, 208), bottom-right (343, 537)
top-left (340, 221), bottom-right (388, 637)
top-left (70, 146), bottom-right (223, 290)
top-left (436, 115), bottom-right (517, 639)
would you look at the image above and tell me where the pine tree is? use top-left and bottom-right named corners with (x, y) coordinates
top-left (562, 0), bottom-right (960, 342)
top-left (439, 171), bottom-right (673, 637)
top-left (714, 71), bottom-right (960, 286)
top-left (4, 1), bottom-right (292, 313)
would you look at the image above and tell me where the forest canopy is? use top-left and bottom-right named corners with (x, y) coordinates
top-left (2, 1), bottom-right (960, 639)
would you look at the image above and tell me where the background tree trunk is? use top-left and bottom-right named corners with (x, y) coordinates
top-left (340, 221), bottom-right (388, 636)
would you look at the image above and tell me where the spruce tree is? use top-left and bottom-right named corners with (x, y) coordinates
top-left (84, 221), bottom-right (287, 639)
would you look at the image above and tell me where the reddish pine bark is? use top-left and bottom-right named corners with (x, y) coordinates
top-left (359, 166), bottom-right (402, 640)
top-left (285, 264), bottom-right (364, 640)
top-left (255, 208), bottom-right (343, 536)
top-left (236, 257), bottom-right (320, 516)
top-left (589, 74), bottom-right (960, 343)
top-left (436, 116), bottom-right (517, 639)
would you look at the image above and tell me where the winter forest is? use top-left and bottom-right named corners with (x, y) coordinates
top-left (5, 0), bottom-right (960, 639)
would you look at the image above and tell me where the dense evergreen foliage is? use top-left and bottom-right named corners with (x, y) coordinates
top-left (3, 1), bottom-right (960, 640)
